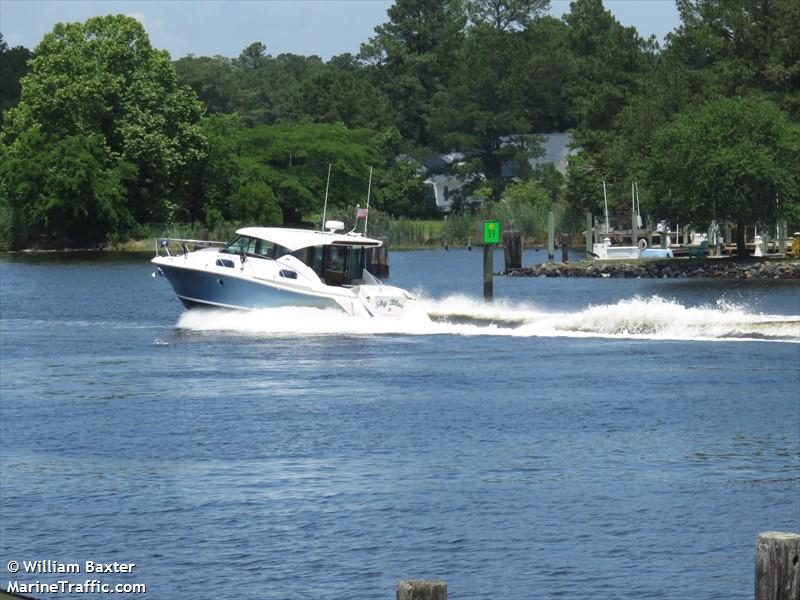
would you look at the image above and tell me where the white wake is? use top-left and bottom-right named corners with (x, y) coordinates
top-left (176, 295), bottom-right (800, 342)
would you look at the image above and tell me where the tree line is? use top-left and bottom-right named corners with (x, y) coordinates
top-left (0, 0), bottom-right (798, 251)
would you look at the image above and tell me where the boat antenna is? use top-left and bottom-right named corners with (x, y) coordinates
top-left (602, 181), bottom-right (610, 233)
top-left (321, 163), bottom-right (332, 232)
top-left (364, 165), bottom-right (373, 236)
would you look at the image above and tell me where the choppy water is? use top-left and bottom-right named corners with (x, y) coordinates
top-left (1, 249), bottom-right (799, 599)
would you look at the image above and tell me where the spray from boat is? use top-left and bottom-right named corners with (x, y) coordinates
top-left (176, 295), bottom-right (799, 343)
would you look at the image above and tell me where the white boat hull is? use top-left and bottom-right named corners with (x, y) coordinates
top-left (152, 253), bottom-right (416, 319)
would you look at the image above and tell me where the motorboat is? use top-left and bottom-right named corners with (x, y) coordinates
top-left (151, 221), bottom-right (416, 318)
top-left (592, 237), bottom-right (673, 260)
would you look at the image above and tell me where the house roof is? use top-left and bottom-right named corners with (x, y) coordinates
top-left (500, 132), bottom-right (575, 177)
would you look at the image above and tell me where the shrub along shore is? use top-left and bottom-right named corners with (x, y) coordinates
top-left (504, 258), bottom-right (800, 279)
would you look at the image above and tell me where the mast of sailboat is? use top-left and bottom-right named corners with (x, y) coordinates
top-left (363, 166), bottom-right (373, 235)
top-left (631, 182), bottom-right (635, 216)
top-left (602, 181), bottom-right (610, 233)
top-left (321, 163), bottom-right (332, 232)
top-left (634, 181), bottom-right (642, 228)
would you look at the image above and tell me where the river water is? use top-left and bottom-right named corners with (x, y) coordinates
top-left (1, 249), bottom-right (798, 599)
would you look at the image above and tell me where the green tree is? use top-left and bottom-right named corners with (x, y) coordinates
top-left (189, 114), bottom-right (247, 226)
top-left (360, 0), bottom-right (467, 146)
top-left (226, 42), bottom-right (324, 125)
top-left (564, 0), bottom-right (654, 137)
top-left (297, 54), bottom-right (391, 129)
top-left (553, 0), bottom-right (663, 223)
top-left (668, 0), bottom-right (800, 118)
top-left (502, 179), bottom-right (550, 207)
top-left (231, 122), bottom-right (390, 224)
top-left (1, 15), bottom-right (207, 244)
top-left (518, 16), bottom-right (576, 132)
top-left (0, 129), bottom-right (135, 248)
top-left (467, 0), bottom-right (549, 32)
top-left (643, 96), bottom-right (800, 255)
top-left (174, 54), bottom-right (235, 114)
top-left (373, 159), bottom-right (437, 218)
top-left (0, 34), bottom-right (33, 124)
top-left (429, 23), bottom-right (530, 182)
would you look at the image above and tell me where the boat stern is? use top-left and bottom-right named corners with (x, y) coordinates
top-left (351, 284), bottom-right (417, 319)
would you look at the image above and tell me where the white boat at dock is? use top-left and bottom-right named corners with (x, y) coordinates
top-left (152, 221), bottom-right (417, 318)
top-left (591, 236), bottom-right (673, 260)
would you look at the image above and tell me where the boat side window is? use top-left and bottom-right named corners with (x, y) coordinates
top-left (323, 246), bottom-right (347, 286)
top-left (292, 246), bottom-right (324, 277)
top-left (346, 247), bottom-right (365, 282)
top-left (255, 240), bottom-right (276, 259)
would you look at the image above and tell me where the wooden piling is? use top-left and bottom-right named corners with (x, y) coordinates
top-left (779, 220), bottom-right (788, 254)
top-left (561, 234), bottom-right (569, 263)
top-left (755, 531), bottom-right (800, 600)
top-left (585, 212), bottom-right (593, 259)
top-left (483, 243), bottom-right (493, 301)
top-left (547, 210), bottom-right (555, 259)
top-left (366, 238), bottom-right (390, 277)
top-left (503, 229), bottom-right (523, 270)
top-left (397, 580), bottom-right (447, 600)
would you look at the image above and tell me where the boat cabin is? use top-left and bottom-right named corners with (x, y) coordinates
top-left (219, 229), bottom-right (378, 287)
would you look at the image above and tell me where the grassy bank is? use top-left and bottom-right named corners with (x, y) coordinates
top-left (105, 220), bottom-right (448, 252)
top-left (61, 204), bottom-right (576, 252)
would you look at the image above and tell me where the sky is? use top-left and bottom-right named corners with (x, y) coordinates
top-left (1, 0), bottom-right (682, 60)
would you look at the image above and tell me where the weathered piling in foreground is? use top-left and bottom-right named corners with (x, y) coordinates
top-left (483, 243), bottom-right (493, 301)
top-left (561, 234), bottom-right (570, 263)
top-left (397, 580), bottom-right (447, 600)
top-left (547, 210), bottom-right (555, 259)
top-left (755, 532), bottom-right (800, 600)
top-left (585, 212), bottom-right (593, 259)
top-left (503, 229), bottom-right (523, 270)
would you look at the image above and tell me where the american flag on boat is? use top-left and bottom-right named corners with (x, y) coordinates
top-left (356, 207), bottom-right (369, 219)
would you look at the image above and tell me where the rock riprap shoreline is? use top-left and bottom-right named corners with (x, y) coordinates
top-left (504, 259), bottom-right (800, 279)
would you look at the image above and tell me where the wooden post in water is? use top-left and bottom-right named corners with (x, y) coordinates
top-left (503, 229), bottom-right (523, 270)
top-left (755, 531), bottom-right (800, 600)
top-left (366, 238), bottom-right (390, 277)
top-left (397, 580), bottom-right (447, 600)
top-left (585, 212), bottom-right (593, 259)
top-left (631, 210), bottom-right (639, 250)
top-left (724, 223), bottom-right (732, 253)
top-left (484, 243), bottom-right (493, 301)
top-left (547, 210), bottom-right (555, 259)
top-left (779, 220), bottom-right (788, 254)
top-left (561, 234), bottom-right (569, 263)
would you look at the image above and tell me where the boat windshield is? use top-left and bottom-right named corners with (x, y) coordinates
top-left (221, 235), bottom-right (291, 260)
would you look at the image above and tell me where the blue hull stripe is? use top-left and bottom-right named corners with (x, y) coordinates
top-left (160, 265), bottom-right (341, 311)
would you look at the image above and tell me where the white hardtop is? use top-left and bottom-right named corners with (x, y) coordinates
top-left (236, 227), bottom-right (382, 252)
